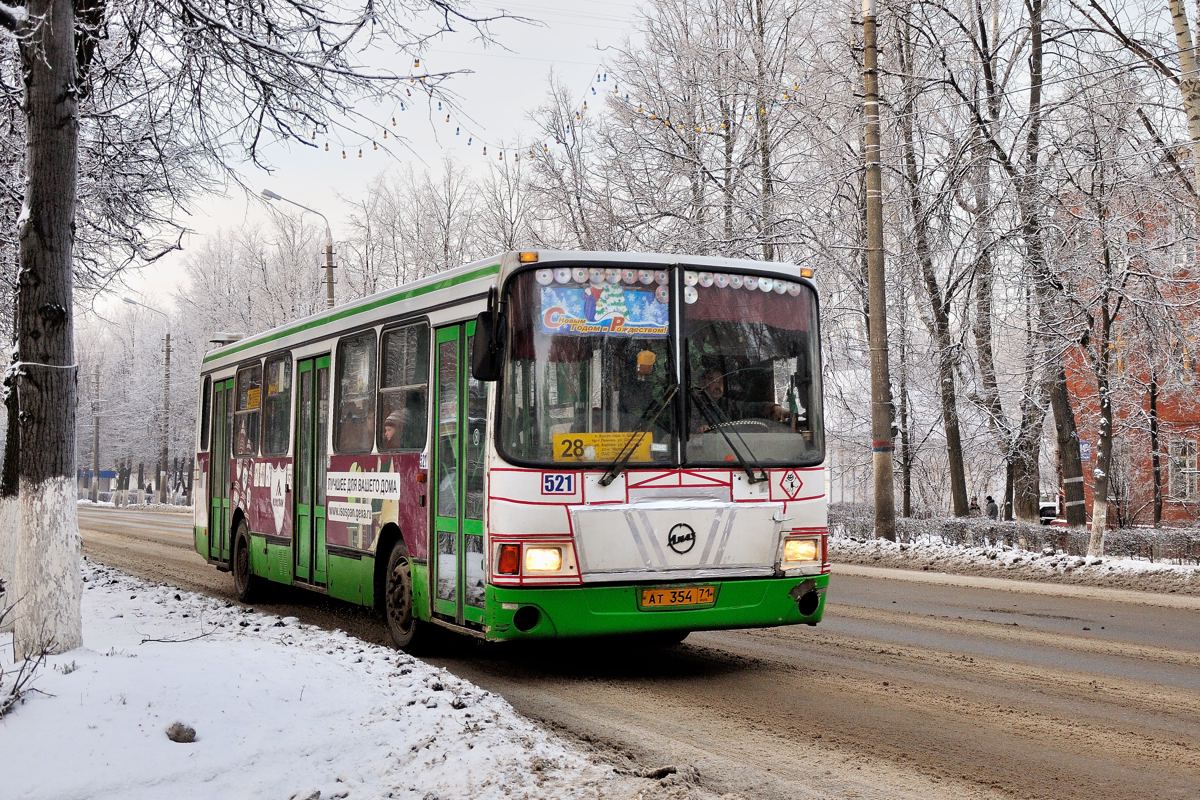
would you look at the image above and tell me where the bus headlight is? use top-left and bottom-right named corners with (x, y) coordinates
top-left (524, 546), bottom-right (563, 573)
top-left (782, 537), bottom-right (819, 565)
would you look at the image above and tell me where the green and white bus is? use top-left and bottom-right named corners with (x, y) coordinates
top-left (193, 250), bottom-right (828, 649)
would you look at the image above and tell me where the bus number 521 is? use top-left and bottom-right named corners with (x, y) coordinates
top-left (542, 473), bottom-right (575, 495)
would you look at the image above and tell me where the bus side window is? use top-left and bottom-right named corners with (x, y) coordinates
top-left (262, 354), bottom-right (292, 456)
top-left (335, 330), bottom-right (377, 454)
top-left (233, 363), bottom-right (262, 457)
top-left (378, 322), bottom-right (430, 452)
top-left (199, 375), bottom-right (211, 451)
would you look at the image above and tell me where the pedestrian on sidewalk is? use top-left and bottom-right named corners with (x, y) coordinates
top-left (985, 495), bottom-right (999, 520)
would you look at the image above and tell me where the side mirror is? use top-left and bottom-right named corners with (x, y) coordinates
top-left (471, 310), bottom-right (504, 381)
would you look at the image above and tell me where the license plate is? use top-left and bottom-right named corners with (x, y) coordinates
top-left (639, 585), bottom-right (716, 610)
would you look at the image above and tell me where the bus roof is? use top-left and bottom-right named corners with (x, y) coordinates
top-left (201, 250), bottom-right (815, 371)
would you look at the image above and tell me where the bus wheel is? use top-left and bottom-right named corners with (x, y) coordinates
top-left (385, 546), bottom-right (423, 651)
top-left (232, 522), bottom-right (260, 603)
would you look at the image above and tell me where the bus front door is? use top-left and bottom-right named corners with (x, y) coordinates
top-left (208, 378), bottom-right (233, 563)
top-left (294, 356), bottom-right (330, 586)
top-left (432, 322), bottom-right (487, 627)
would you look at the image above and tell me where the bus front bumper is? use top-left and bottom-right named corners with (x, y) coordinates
top-left (483, 574), bottom-right (828, 641)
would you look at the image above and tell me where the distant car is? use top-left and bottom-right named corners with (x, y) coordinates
top-left (1038, 502), bottom-right (1058, 525)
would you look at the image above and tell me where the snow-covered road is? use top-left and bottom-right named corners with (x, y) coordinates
top-left (73, 505), bottom-right (1200, 799)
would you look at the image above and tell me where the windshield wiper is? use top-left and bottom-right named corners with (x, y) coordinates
top-left (688, 386), bottom-right (768, 484)
top-left (598, 383), bottom-right (679, 486)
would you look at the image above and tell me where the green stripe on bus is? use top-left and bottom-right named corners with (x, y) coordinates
top-left (202, 263), bottom-right (501, 364)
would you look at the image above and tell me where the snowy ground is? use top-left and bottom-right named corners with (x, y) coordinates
top-left (0, 561), bottom-right (698, 800)
top-left (832, 533), bottom-right (1200, 595)
top-left (9, 522), bottom-right (1193, 800)
top-left (77, 498), bottom-right (193, 514)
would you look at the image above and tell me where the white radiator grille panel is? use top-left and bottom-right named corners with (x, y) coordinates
top-left (569, 499), bottom-right (783, 582)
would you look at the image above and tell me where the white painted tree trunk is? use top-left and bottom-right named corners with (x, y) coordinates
top-left (0, 496), bottom-right (15, 632)
top-left (12, 478), bottom-right (82, 660)
top-left (1088, 495), bottom-right (1107, 558)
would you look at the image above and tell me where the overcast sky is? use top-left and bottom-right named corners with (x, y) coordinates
top-left (114, 1), bottom-right (643, 311)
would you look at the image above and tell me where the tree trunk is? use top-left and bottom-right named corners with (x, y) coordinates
top-left (1011, 424), bottom-right (1042, 523)
top-left (0, 357), bottom-right (19, 632)
top-left (752, 0), bottom-right (775, 260)
top-left (898, 12), bottom-right (968, 516)
top-left (1086, 182), bottom-right (1119, 557)
top-left (1050, 364), bottom-right (1086, 526)
top-left (1004, 459), bottom-right (1014, 521)
top-left (11, 0), bottom-right (83, 660)
top-left (1149, 371), bottom-right (1163, 526)
top-left (1089, 349), bottom-right (1113, 558)
top-left (1010, 0), bottom-right (1054, 524)
top-left (968, 0), bottom-right (1019, 516)
top-left (896, 263), bottom-right (913, 518)
top-left (1166, 0), bottom-right (1200, 197)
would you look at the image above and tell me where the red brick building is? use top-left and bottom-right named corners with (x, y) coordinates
top-left (1065, 329), bottom-right (1199, 527)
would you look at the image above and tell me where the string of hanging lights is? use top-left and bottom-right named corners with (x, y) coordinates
top-left (319, 55), bottom-right (811, 164)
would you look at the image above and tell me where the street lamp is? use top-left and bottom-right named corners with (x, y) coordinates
top-left (123, 297), bottom-right (172, 504)
top-left (260, 188), bottom-right (336, 308)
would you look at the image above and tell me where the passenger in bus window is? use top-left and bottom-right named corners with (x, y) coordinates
top-left (381, 389), bottom-right (426, 450)
top-left (382, 410), bottom-right (403, 448)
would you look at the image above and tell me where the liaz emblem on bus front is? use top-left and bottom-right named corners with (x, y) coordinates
top-left (666, 523), bottom-right (696, 555)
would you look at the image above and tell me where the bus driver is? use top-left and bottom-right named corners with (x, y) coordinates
top-left (693, 366), bottom-right (789, 432)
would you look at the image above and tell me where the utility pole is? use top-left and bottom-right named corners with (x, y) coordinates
top-left (91, 362), bottom-right (100, 502)
top-left (862, 0), bottom-right (897, 540)
top-left (324, 238), bottom-right (335, 308)
top-left (261, 189), bottom-right (336, 308)
top-left (160, 331), bottom-right (171, 504)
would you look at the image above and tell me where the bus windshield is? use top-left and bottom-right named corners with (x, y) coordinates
top-left (497, 265), bottom-right (823, 468)
top-left (682, 270), bottom-right (823, 467)
top-left (499, 266), bottom-right (677, 466)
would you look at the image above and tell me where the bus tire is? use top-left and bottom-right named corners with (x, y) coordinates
top-left (232, 522), bottom-right (260, 603)
top-left (384, 545), bottom-right (424, 651)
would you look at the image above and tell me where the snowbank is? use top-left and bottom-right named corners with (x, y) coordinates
top-left (77, 499), bottom-right (193, 514)
top-left (830, 502), bottom-right (1200, 564)
top-left (0, 561), bottom-right (656, 800)
top-left (832, 533), bottom-right (1200, 595)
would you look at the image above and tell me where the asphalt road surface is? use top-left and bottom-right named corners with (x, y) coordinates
top-left (79, 505), bottom-right (1200, 800)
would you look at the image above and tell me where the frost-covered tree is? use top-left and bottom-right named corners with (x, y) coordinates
top-left (0, 0), bottom-right (504, 660)
top-left (1048, 69), bottom-right (1200, 551)
top-left (342, 159), bottom-right (492, 295)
